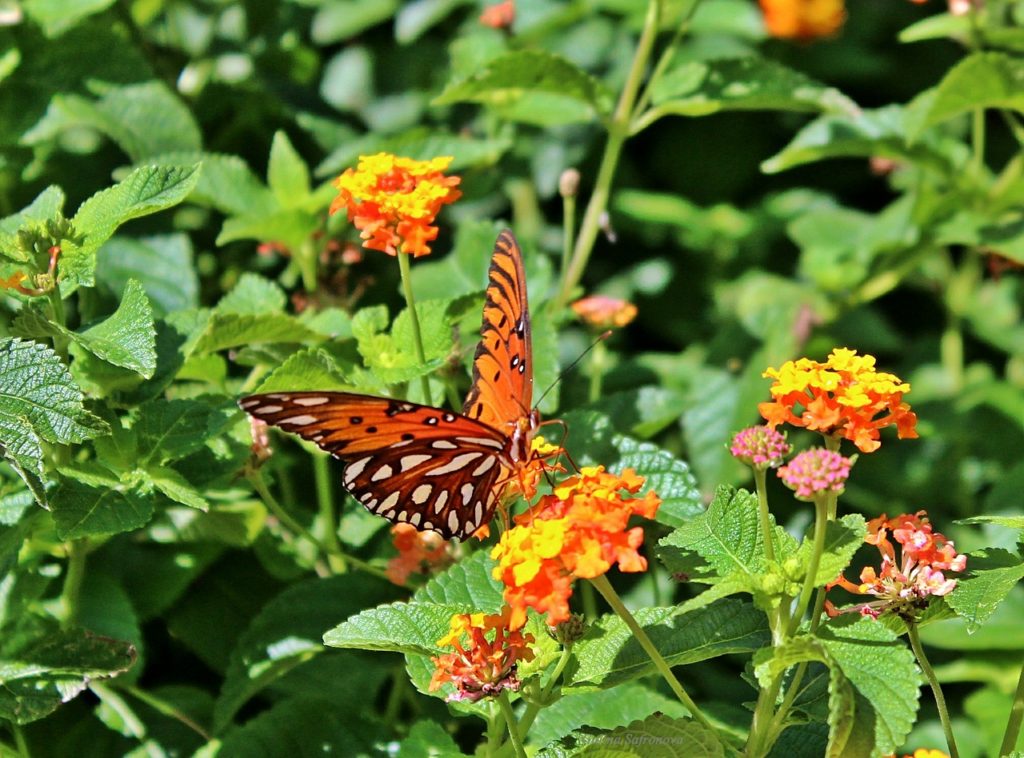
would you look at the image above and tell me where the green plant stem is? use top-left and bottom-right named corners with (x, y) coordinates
top-left (580, 577), bottom-right (598, 620)
top-left (313, 455), bottom-right (346, 573)
top-left (1000, 659), bottom-right (1024, 757)
top-left (247, 470), bottom-right (389, 580)
top-left (786, 496), bottom-right (829, 638)
top-left (746, 673), bottom-right (784, 758)
top-left (589, 574), bottom-right (712, 729)
top-left (518, 644), bottom-right (574, 737)
top-left (973, 107), bottom-right (986, 177)
top-left (122, 685), bottom-right (212, 740)
top-left (587, 340), bottom-right (608, 403)
top-left (631, 0), bottom-right (699, 117)
top-left (554, 0), bottom-right (661, 308)
top-left (46, 289), bottom-right (69, 363)
top-left (60, 538), bottom-right (89, 626)
top-left (12, 724), bottom-right (29, 757)
top-left (561, 191), bottom-right (576, 280)
top-left (752, 468), bottom-right (775, 563)
top-left (296, 238), bottom-right (318, 293)
top-left (496, 691), bottom-right (527, 758)
top-left (397, 252), bottom-right (433, 405)
top-left (907, 621), bottom-right (959, 758)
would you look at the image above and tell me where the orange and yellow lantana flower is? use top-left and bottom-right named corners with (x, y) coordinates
top-left (571, 295), bottom-right (638, 330)
top-left (759, 0), bottom-right (845, 40)
top-left (429, 606), bottom-right (535, 702)
top-left (385, 523), bottom-right (453, 586)
top-left (491, 466), bottom-right (660, 630)
top-left (759, 348), bottom-right (918, 453)
top-left (330, 153), bottom-right (461, 258)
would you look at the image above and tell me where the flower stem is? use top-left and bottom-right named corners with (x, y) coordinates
top-left (589, 574), bottom-right (713, 729)
top-left (587, 340), bottom-right (608, 403)
top-left (1000, 659), bottom-right (1024, 756)
top-left (752, 468), bottom-right (775, 563)
top-left (496, 691), bottom-right (527, 758)
top-left (561, 190), bottom-right (576, 282)
top-left (314, 454), bottom-right (346, 574)
top-left (122, 685), bottom-right (212, 740)
top-left (296, 238), bottom-right (319, 294)
top-left (907, 621), bottom-right (960, 758)
top-left (786, 496), bottom-right (829, 637)
top-left (518, 644), bottom-right (574, 737)
top-left (60, 538), bottom-right (89, 626)
top-left (554, 0), bottom-right (661, 308)
top-left (397, 252), bottom-right (433, 405)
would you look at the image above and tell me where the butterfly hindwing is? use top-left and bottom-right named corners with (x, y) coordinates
top-left (239, 391), bottom-right (510, 538)
top-left (462, 230), bottom-right (533, 431)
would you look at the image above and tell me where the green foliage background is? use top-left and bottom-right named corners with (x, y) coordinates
top-left (1, 0), bottom-right (1024, 756)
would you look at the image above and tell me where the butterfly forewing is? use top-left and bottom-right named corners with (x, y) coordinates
top-left (239, 391), bottom-right (510, 539)
top-left (462, 230), bottom-right (533, 431)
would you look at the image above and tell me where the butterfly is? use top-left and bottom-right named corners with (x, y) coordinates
top-left (239, 230), bottom-right (540, 540)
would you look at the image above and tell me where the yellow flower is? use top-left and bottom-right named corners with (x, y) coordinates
top-left (330, 153), bottom-right (461, 257)
top-left (759, 0), bottom-right (845, 40)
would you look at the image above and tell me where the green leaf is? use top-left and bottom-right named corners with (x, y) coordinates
top-left (957, 514), bottom-right (1024, 530)
top-left (20, 0), bottom-right (116, 38)
top-left (395, 0), bottom-right (469, 43)
top-left (413, 549), bottom-right (505, 611)
top-left (0, 627), bottom-right (136, 724)
top-left (149, 151), bottom-right (276, 217)
top-left (646, 57), bottom-right (856, 124)
top-left (193, 312), bottom-right (322, 354)
top-left (50, 476), bottom-right (154, 538)
top-left (311, 0), bottom-right (399, 45)
top-left (434, 50), bottom-right (613, 125)
top-left (66, 164), bottom-right (202, 287)
top-left (800, 514), bottom-right (866, 585)
top-left (567, 598), bottom-right (769, 688)
top-left (0, 338), bottom-right (107, 498)
top-left (539, 713), bottom-right (725, 757)
top-left (946, 548), bottom-right (1024, 632)
top-left (906, 52), bottom-right (1024, 140)
top-left (216, 208), bottom-right (320, 253)
top-left (147, 466), bottom-right (209, 511)
top-left (394, 720), bottom-right (465, 757)
top-left (254, 348), bottom-right (350, 394)
top-left (217, 273), bottom-right (287, 315)
top-left (0, 186), bottom-right (66, 257)
top-left (817, 617), bottom-right (921, 756)
top-left (215, 574), bottom-right (396, 732)
top-left (528, 683), bottom-right (689, 748)
top-left (761, 105), bottom-right (960, 175)
top-left (133, 397), bottom-right (235, 466)
top-left (96, 234), bottom-right (199, 317)
top-left (323, 601), bottom-right (461, 656)
top-left (267, 131), bottom-right (311, 207)
top-left (23, 81), bottom-right (201, 161)
top-left (79, 279), bottom-right (157, 376)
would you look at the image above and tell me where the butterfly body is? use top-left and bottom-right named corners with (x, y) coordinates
top-left (240, 230), bottom-right (540, 540)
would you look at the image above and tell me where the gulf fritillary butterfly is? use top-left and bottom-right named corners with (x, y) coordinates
top-left (239, 230), bottom-right (540, 540)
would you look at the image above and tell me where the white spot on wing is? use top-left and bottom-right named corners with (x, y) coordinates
top-left (456, 436), bottom-right (504, 449)
top-left (411, 484), bottom-right (432, 504)
top-left (410, 513), bottom-right (422, 527)
top-left (371, 464), bottom-right (393, 482)
top-left (472, 457), bottom-right (497, 476)
top-left (280, 414), bottom-right (317, 426)
top-left (399, 454), bottom-right (431, 472)
top-left (396, 511), bottom-right (408, 522)
top-left (461, 482), bottom-right (474, 505)
top-left (381, 492), bottom-right (400, 511)
top-left (448, 511), bottom-right (460, 534)
top-left (475, 501), bottom-right (483, 524)
top-left (240, 399), bottom-right (260, 409)
top-left (293, 396), bottom-right (330, 406)
top-left (433, 490), bottom-right (449, 514)
top-left (426, 452), bottom-right (483, 476)
top-left (345, 456), bottom-right (372, 483)
top-left (431, 440), bottom-right (457, 450)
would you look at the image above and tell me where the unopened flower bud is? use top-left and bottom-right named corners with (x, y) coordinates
top-left (559, 168), bottom-right (580, 198)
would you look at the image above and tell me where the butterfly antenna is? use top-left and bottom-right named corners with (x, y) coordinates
top-left (533, 330), bottom-right (612, 411)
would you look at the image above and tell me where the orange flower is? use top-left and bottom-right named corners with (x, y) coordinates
top-left (480, 0), bottom-right (514, 28)
top-left (330, 153), bottom-right (461, 257)
top-left (429, 606), bottom-right (535, 702)
top-left (759, 0), bottom-right (845, 40)
top-left (827, 510), bottom-right (965, 619)
top-left (571, 295), bottom-right (638, 329)
top-left (491, 466), bottom-right (660, 629)
top-left (759, 348), bottom-right (918, 453)
top-left (0, 271), bottom-right (32, 294)
top-left (385, 523), bottom-right (453, 586)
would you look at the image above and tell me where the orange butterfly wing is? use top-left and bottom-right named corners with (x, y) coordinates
top-left (239, 392), bottom-right (510, 539)
top-left (462, 230), bottom-right (533, 431)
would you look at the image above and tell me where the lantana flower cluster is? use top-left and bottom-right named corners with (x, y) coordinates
top-left (385, 524), bottom-right (454, 586)
top-left (331, 153), bottom-right (461, 257)
top-left (491, 466), bottom-right (661, 630)
top-left (777, 448), bottom-right (853, 501)
top-left (759, 347), bottom-right (918, 453)
top-left (429, 607), bottom-right (535, 702)
top-left (758, 0), bottom-right (845, 40)
top-left (730, 425), bottom-right (791, 469)
top-left (829, 511), bottom-right (967, 619)
top-left (571, 295), bottom-right (638, 330)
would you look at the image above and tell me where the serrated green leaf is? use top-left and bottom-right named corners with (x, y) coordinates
top-left (193, 313), bottom-right (322, 354)
top-left (65, 164), bottom-right (202, 287)
top-left (584, 386), bottom-right (688, 439)
top-left (147, 465), bottom-right (209, 511)
top-left (945, 548), bottom-right (1024, 633)
top-left (645, 57), bottom-right (856, 127)
top-left (567, 598), bottom-right (769, 688)
top-left (0, 337), bottom-right (108, 451)
top-left (323, 601), bottom-right (461, 656)
top-left (254, 348), bottom-right (351, 394)
top-left (539, 713), bottom-right (725, 758)
top-left (146, 501), bottom-right (265, 547)
top-left (817, 617), bottom-right (921, 755)
top-left (215, 574), bottom-right (396, 732)
top-left (216, 273), bottom-right (287, 315)
top-left (799, 514), bottom-right (866, 585)
top-left (907, 52), bottom-right (1024, 140)
top-left (267, 131), bottom-right (311, 207)
top-left (434, 50), bottom-right (613, 125)
top-left (133, 397), bottom-right (235, 466)
top-left (395, 720), bottom-right (464, 757)
top-left (0, 627), bottom-right (136, 724)
top-left (149, 151), bottom-right (276, 217)
top-left (528, 683), bottom-right (689, 748)
top-left (96, 234), bottom-right (198, 316)
top-left (21, 0), bottom-right (116, 38)
top-left (216, 208), bottom-right (320, 252)
top-left (22, 81), bottom-right (201, 161)
top-left (78, 279), bottom-right (156, 376)
top-left (0, 414), bottom-right (47, 505)
top-left (958, 514), bottom-right (1024, 529)
top-left (413, 549), bottom-right (505, 611)
top-left (50, 476), bottom-right (154, 538)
